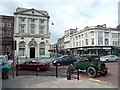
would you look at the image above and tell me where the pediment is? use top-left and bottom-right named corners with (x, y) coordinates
top-left (14, 8), bottom-right (49, 17)
top-left (28, 38), bottom-right (37, 46)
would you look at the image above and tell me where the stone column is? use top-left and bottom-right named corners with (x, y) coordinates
top-left (25, 17), bottom-right (28, 33)
top-left (36, 19), bottom-right (39, 34)
top-left (15, 16), bottom-right (19, 33)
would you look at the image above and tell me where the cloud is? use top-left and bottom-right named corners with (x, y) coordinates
top-left (0, 0), bottom-right (119, 44)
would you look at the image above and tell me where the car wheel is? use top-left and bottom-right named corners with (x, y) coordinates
top-left (37, 67), bottom-right (40, 71)
top-left (57, 63), bottom-right (61, 66)
top-left (115, 59), bottom-right (118, 62)
top-left (68, 66), bottom-right (75, 73)
top-left (100, 71), bottom-right (107, 76)
top-left (87, 67), bottom-right (97, 78)
top-left (17, 66), bottom-right (21, 70)
top-left (106, 59), bottom-right (109, 62)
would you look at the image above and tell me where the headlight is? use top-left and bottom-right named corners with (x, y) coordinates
top-left (53, 60), bottom-right (56, 63)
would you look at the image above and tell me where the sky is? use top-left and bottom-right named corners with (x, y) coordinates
top-left (0, 0), bottom-right (119, 44)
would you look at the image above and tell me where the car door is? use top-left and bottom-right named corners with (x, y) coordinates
top-left (77, 56), bottom-right (89, 70)
top-left (20, 61), bottom-right (29, 70)
top-left (61, 56), bottom-right (68, 65)
top-left (27, 61), bottom-right (37, 70)
top-left (109, 55), bottom-right (116, 61)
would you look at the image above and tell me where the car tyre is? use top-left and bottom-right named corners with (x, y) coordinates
top-left (57, 63), bottom-right (61, 66)
top-left (87, 67), bottom-right (97, 78)
top-left (37, 67), bottom-right (40, 71)
top-left (100, 71), bottom-right (107, 76)
top-left (106, 59), bottom-right (109, 62)
top-left (17, 66), bottom-right (21, 70)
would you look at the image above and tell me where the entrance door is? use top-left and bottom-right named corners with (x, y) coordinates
top-left (30, 47), bottom-right (35, 58)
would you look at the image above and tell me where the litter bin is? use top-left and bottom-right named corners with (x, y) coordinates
top-left (1, 64), bottom-right (10, 79)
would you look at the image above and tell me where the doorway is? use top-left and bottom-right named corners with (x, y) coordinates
top-left (30, 47), bottom-right (35, 58)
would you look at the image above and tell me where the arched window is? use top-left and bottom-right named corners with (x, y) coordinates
top-left (39, 42), bottom-right (45, 55)
top-left (19, 41), bottom-right (25, 56)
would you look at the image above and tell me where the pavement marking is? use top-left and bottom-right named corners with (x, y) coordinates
top-left (89, 78), bottom-right (112, 85)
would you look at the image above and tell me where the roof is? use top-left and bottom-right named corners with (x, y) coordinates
top-left (14, 7), bottom-right (50, 18)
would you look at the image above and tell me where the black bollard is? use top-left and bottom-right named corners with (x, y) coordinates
top-left (16, 67), bottom-right (18, 76)
top-left (56, 64), bottom-right (58, 78)
top-left (77, 69), bottom-right (79, 80)
top-left (36, 65), bottom-right (39, 76)
top-left (67, 70), bottom-right (71, 80)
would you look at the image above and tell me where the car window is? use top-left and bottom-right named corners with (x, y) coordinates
top-left (79, 56), bottom-right (86, 61)
top-left (90, 56), bottom-right (100, 61)
top-left (28, 61), bottom-right (37, 64)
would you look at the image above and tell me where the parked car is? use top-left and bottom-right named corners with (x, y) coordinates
top-left (52, 55), bottom-right (77, 66)
top-left (16, 59), bottom-right (50, 71)
top-left (67, 54), bottom-right (108, 78)
top-left (0, 55), bottom-right (8, 65)
top-left (100, 55), bottom-right (118, 62)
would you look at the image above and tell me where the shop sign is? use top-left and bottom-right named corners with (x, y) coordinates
top-left (103, 47), bottom-right (111, 49)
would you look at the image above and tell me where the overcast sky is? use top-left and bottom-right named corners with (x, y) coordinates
top-left (0, 0), bottom-right (119, 44)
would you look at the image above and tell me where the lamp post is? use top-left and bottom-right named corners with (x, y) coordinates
top-left (12, 38), bottom-right (16, 78)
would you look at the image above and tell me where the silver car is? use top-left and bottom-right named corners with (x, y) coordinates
top-left (100, 55), bottom-right (118, 62)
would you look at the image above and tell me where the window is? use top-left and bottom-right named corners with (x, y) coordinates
top-left (20, 25), bottom-right (25, 33)
top-left (31, 19), bottom-right (35, 22)
top-left (19, 48), bottom-right (25, 56)
top-left (41, 19), bottom-right (44, 23)
top-left (76, 36), bottom-right (78, 40)
top-left (41, 38), bottom-right (44, 40)
top-left (98, 38), bottom-right (103, 45)
top-left (2, 30), bottom-right (4, 37)
top-left (85, 39), bottom-right (88, 45)
top-left (31, 25), bottom-right (35, 33)
top-left (79, 35), bottom-right (81, 39)
top-left (81, 34), bottom-right (83, 39)
top-left (79, 41), bottom-right (81, 46)
top-left (40, 26), bottom-right (44, 34)
top-left (7, 23), bottom-right (11, 28)
top-left (41, 26), bottom-right (44, 30)
top-left (113, 41), bottom-right (118, 46)
top-left (105, 38), bottom-right (109, 45)
top-left (91, 38), bottom-right (94, 45)
top-left (2, 22), bottom-right (5, 27)
top-left (98, 31), bottom-right (103, 45)
top-left (21, 18), bottom-right (25, 22)
top-left (85, 33), bottom-right (88, 37)
top-left (76, 42), bottom-right (78, 47)
top-left (90, 31), bottom-right (94, 36)
top-left (6, 31), bottom-right (11, 37)
top-left (105, 32), bottom-right (109, 37)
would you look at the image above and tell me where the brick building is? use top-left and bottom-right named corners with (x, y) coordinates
top-left (0, 15), bottom-right (14, 59)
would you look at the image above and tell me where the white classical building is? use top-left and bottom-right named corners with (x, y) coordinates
top-left (63, 24), bottom-right (120, 55)
top-left (14, 7), bottom-right (50, 58)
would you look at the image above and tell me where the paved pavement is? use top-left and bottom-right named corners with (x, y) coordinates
top-left (2, 75), bottom-right (117, 88)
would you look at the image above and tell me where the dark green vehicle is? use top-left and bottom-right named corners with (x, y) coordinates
top-left (68, 54), bottom-right (108, 78)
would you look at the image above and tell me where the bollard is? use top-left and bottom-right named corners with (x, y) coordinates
top-left (36, 65), bottom-right (39, 76)
top-left (56, 64), bottom-right (58, 78)
top-left (16, 67), bottom-right (18, 76)
top-left (67, 70), bottom-right (71, 80)
top-left (77, 69), bottom-right (79, 80)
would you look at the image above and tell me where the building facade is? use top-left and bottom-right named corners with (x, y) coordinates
top-left (63, 24), bottom-right (120, 56)
top-left (0, 15), bottom-right (14, 59)
top-left (14, 7), bottom-right (50, 58)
